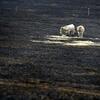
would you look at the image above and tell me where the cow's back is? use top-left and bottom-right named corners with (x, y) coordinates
top-left (63, 24), bottom-right (75, 30)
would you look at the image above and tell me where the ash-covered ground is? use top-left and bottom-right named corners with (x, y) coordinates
top-left (0, 0), bottom-right (100, 99)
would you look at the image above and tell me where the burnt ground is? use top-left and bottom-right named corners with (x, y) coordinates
top-left (0, 35), bottom-right (100, 100)
top-left (0, 0), bottom-right (100, 99)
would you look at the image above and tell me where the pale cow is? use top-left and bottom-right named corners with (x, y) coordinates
top-left (60, 24), bottom-right (75, 36)
top-left (77, 25), bottom-right (85, 38)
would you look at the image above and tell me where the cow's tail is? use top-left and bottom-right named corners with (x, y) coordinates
top-left (60, 27), bottom-right (63, 36)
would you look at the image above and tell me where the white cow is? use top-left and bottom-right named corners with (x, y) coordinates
top-left (60, 24), bottom-right (75, 36)
top-left (77, 25), bottom-right (85, 38)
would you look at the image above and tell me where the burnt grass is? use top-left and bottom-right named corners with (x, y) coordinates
top-left (0, 38), bottom-right (100, 100)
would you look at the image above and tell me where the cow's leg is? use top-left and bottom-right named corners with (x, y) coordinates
top-left (67, 30), bottom-right (70, 36)
top-left (70, 29), bottom-right (75, 36)
top-left (78, 32), bottom-right (83, 38)
top-left (71, 30), bottom-right (74, 36)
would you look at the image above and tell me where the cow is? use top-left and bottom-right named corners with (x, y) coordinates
top-left (77, 25), bottom-right (85, 38)
top-left (60, 24), bottom-right (75, 36)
